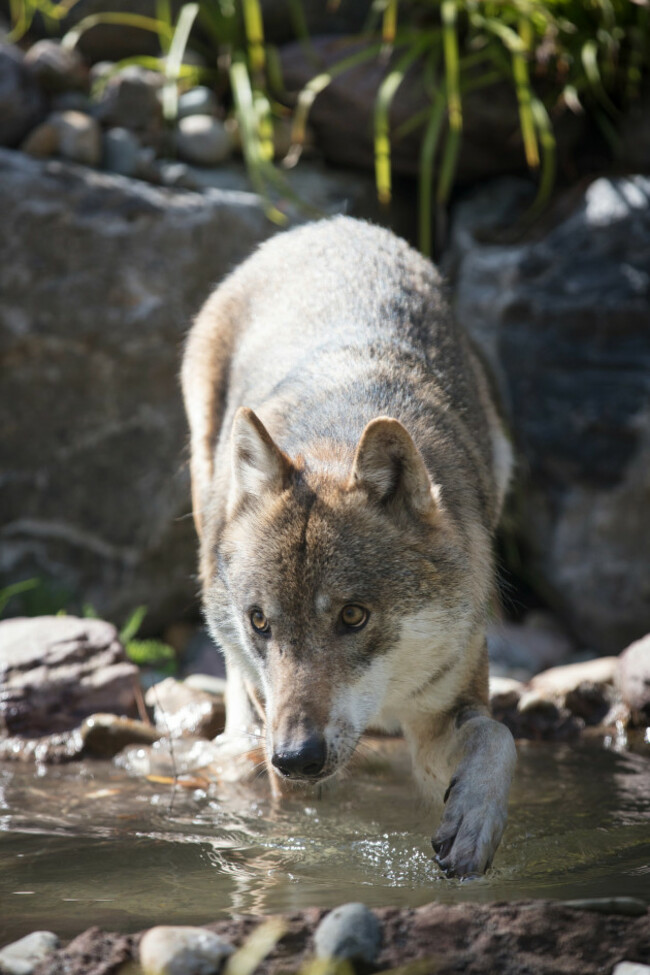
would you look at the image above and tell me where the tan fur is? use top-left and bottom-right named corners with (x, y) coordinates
top-left (181, 217), bottom-right (516, 876)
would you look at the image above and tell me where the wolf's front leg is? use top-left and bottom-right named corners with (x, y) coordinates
top-left (407, 708), bottom-right (517, 877)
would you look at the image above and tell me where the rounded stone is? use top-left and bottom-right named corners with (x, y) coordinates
top-left (314, 903), bottom-right (381, 963)
top-left (139, 925), bottom-right (233, 975)
top-left (103, 126), bottom-right (140, 177)
top-left (24, 39), bottom-right (88, 93)
top-left (52, 109), bottom-right (102, 167)
top-left (178, 86), bottom-right (218, 119)
top-left (21, 121), bottom-right (60, 158)
top-left (0, 930), bottom-right (60, 975)
top-left (176, 115), bottom-right (232, 167)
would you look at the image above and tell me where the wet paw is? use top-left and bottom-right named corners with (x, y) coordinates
top-left (431, 776), bottom-right (506, 878)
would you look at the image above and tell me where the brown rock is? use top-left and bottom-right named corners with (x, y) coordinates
top-left (145, 677), bottom-right (225, 739)
top-left (0, 615), bottom-right (138, 736)
top-left (21, 120), bottom-right (60, 157)
top-left (51, 109), bottom-right (102, 166)
top-left (29, 901), bottom-right (650, 975)
top-left (25, 39), bottom-right (89, 93)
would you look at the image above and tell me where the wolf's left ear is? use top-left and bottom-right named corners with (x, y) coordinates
top-left (349, 417), bottom-right (441, 521)
top-left (229, 407), bottom-right (292, 512)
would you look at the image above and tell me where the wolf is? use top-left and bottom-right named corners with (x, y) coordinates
top-left (181, 216), bottom-right (517, 877)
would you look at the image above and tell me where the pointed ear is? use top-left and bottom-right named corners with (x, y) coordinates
top-left (229, 407), bottom-right (292, 511)
top-left (348, 417), bottom-right (440, 521)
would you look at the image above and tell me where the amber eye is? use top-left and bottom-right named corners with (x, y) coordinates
top-left (250, 609), bottom-right (270, 634)
top-left (340, 604), bottom-right (369, 630)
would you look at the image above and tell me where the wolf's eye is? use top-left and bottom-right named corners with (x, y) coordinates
top-left (250, 609), bottom-right (270, 634)
top-left (340, 604), bottom-right (369, 630)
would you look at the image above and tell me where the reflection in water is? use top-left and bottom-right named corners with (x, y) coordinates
top-left (0, 737), bottom-right (649, 942)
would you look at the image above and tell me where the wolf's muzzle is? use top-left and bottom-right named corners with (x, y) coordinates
top-left (271, 733), bottom-right (327, 780)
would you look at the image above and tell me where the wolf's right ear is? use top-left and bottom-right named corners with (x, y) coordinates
top-left (229, 407), bottom-right (291, 513)
top-left (349, 416), bottom-right (441, 522)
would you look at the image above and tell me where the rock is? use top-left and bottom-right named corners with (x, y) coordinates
top-left (314, 903), bottom-right (381, 964)
top-left (0, 615), bottom-right (138, 736)
top-left (51, 91), bottom-right (92, 113)
top-left (183, 674), bottom-right (227, 696)
top-left (21, 121), bottom-right (60, 158)
top-left (513, 690), bottom-right (583, 740)
top-left (103, 126), bottom-right (140, 176)
top-left (176, 115), bottom-right (232, 167)
top-left (139, 926), bottom-right (233, 975)
top-left (278, 36), bottom-right (584, 184)
top-left (617, 634), bottom-right (650, 726)
top-left (24, 39), bottom-right (88, 93)
top-left (144, 677), bottom-right (225, 738)
top-left (177, 86), bottom-right (218, 119)
top-left (50, 110), bottom-right (102, 166)
top-left (0, 42), bottom-right (46, 147)
top-left (0, 149), bottom-right (371, 629)
top-left (81, 712), bottom-right (161, 757)
top-left (452, 175), bottom-right (650, 653)
top-left (96, 65), bottom-right (163, 135)
top-left (528, 657), bottom-right (619, 726)
top-left (489, 675), bottom-right (524, 713)
top-left (0, 931), bottom-right (59, 975)
top-left (488, 617), bottom-right (574, 678)
top-left (613, 964), bottom-right (650, 975)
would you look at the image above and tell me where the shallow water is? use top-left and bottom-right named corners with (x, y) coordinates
top-left (1, 737), bottom-right (649, 944)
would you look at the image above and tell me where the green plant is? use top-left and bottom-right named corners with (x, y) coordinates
top-left (8, 0), bottom-right (649, 251)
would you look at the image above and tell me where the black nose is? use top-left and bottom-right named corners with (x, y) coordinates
top-left (271, 733), bottom-right (327, 779)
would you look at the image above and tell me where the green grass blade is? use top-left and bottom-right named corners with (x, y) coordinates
top-left (436, 121), bottom-right (461, 204)
top-left (528, 96), bottom-right (556, 217)
top-left (62, 12), bottom-right (173, 50)
top-left (242, 0), bottom-right (266, 79)
top-left (162, 2), bottom-right (199, 122)
top-left (441, 0), bottom-right (462, 133)
top-left (418, 88), bottom-right (446, 257)
top-left (120, 605), bottom-right (148, 644)
top-left (512, 16), bottom-right (540, 169)
top-left (382, 0), bottom-right (399, 47)
top-left (230, 57), bottom-right (287, 225)
top-left (374, 39), bottom-right (427, 204)
top-left (0, 578), bottom-right (39, 616)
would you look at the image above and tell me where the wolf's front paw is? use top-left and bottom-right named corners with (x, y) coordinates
top-left (431, 775), bottom-right (507, 878)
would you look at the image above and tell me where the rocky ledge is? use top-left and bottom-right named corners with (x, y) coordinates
top-left (0, 899), bottom-right (646, 975)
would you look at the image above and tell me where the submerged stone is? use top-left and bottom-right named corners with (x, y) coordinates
top-left (81, 713), bottom-right (161, 758)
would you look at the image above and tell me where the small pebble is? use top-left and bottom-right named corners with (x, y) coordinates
top-left (103, 126), bottom-right (140, 177)
top-left (51, 109), bottom-right (102, 166)
top-left (176, 115), bottom-right (232, 167)
top-left (178, 86), bottom-right (217, 119)
top-left (314, 903), bottom-right (381, 964)
top-left (612, 965), bottom-right (650, 975)
top-left (0, 931), bottom-right (59, 975)
top-left (139, 925), bottom-right (233, 975)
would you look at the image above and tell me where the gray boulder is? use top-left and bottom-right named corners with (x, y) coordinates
top-left (452, 176), bottom-right (650, 653)
top-left (0, 615), bottom-right (138, 736)
top-left (0, 149), bottom-right (370, 629)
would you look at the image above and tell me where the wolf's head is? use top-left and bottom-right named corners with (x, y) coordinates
top-left (204, 407), bottom-right (485, 784)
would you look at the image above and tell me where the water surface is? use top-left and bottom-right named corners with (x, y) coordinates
top-left (1, 737), bottom-right (649, 943)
